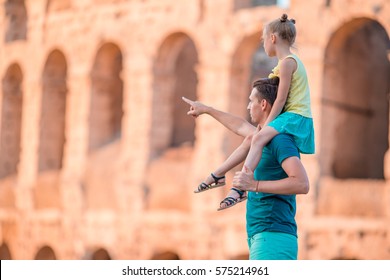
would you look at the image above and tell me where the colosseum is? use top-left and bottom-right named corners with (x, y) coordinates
top-left (0, 0), bottom-right (389, 260)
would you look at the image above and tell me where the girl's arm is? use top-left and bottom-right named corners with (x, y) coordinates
top-left (264, 58), bottom-right (296, 126)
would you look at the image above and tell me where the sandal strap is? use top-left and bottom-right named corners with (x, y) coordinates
top-left (220, 197), bottom-right (237, 207)
top-left (211, 173), bottom-right (225, 184)
top-left (231, 187), bottom-right (245, 199)
top-left (198, 182), bottom-right (210, 191)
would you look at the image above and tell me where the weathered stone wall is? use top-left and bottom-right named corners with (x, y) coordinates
top-left (0, 0), bottom-right (389, 259)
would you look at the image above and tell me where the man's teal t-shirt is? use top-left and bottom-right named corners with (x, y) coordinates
top-left (246, 133), bottom-right (300, 238)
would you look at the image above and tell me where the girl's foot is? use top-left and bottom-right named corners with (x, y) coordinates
top-left (218, 188), bottom-right (247, 211)
top-left (194, 173), bottom-right (226, 193)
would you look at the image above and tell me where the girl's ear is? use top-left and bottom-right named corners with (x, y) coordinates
top-left (271, 33), bottom-right (276, 44)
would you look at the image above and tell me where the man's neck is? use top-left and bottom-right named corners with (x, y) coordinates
top-left (257, 119), bottom-right (266, 129)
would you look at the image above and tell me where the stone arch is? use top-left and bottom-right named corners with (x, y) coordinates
top-left (0, 242), bottom-right (12, 259)
top-left (34, 245), bottom-right (56, 260)
top-left (226, 32), bottom-right (277, 157)
top-left (0, 63), bottom-right (23, 179)
top-left (151, 32), bottom-right (199, 158)
top-left (89, 42), bottom-right (123, 152)
top-left (39, 49), bottom-right (68, 172)
top-left (4, 0), bottom-right (27, 42)
top-left (91, 248), bottom-right (111, 260)
top-left (321, 18), bottom-right (390, 179)
top-left (150, 251), bottom-right (180, 260)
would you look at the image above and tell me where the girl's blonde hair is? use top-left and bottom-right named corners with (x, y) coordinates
top-left (266, 14), bottom-right (296, 45)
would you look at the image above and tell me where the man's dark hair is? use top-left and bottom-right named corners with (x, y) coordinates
top-left (252, 77), bottom-right (279, 106)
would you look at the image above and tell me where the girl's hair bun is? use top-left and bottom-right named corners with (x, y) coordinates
top-left (280, 14), bottom-right (288, 22)
top-left (280, 14), bottom-right (296, 24)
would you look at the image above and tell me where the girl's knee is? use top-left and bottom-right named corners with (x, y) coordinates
top-left (251, 132), bottom-right (267, 146)
top-left (244, 134), bottom-right (254, 144)
top-left (252, 128), bottom-right (278, 146)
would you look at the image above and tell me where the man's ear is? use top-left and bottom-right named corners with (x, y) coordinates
top-left (261, 99), bottom-right (268, 110)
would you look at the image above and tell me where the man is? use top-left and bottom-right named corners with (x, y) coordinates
top-left (182, 77), bottom-right (309, 260)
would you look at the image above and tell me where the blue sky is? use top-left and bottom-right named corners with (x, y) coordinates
top-left (277, 0), bottom-right (290, 8)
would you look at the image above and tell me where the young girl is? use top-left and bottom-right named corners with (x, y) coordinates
top-left (194, 14), bottom-right (315, 210)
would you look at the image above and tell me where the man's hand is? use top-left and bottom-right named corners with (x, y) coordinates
top-left (182, 97), bottom-right (210, 118)
top-left (232, 165), bottom-right (256, 192)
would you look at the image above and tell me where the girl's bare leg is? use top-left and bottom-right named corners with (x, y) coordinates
top-left (199, 134), bottom-right (253, 189)
top-left (219, 126), bottom-right (279, 209)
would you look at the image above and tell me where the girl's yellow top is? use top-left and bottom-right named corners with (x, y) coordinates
top-left (269, 53), bottom-right (312, 118)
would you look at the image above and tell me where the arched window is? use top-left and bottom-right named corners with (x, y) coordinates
top-left (89, 43), bottom-right (123, 152)
top-left (150, 251), bottom-right (180, 260)
top-left (151, 33), bottom-right (198, 158)
top-left (39, 50), bottom-right (67, 172)
top-left (226, 32), bottom-right (277, 157)
top-left (0, 243), bottom-right (12, 260)
top-left (0, 64), bottom-right (23, 179)
top-left (321, 18), bottom-right (389, 179)
top-left (91, 248), bottom-right (111, 260)
top-left (35, 245), bottom-right (56, 260)
top-left (4, 0), bottom-right (27, 42)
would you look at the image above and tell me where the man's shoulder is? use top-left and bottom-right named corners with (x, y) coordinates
top-left (268, 134), bottom-right (300, 158)
top-left (270, 133), bottom-right (295, 145)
